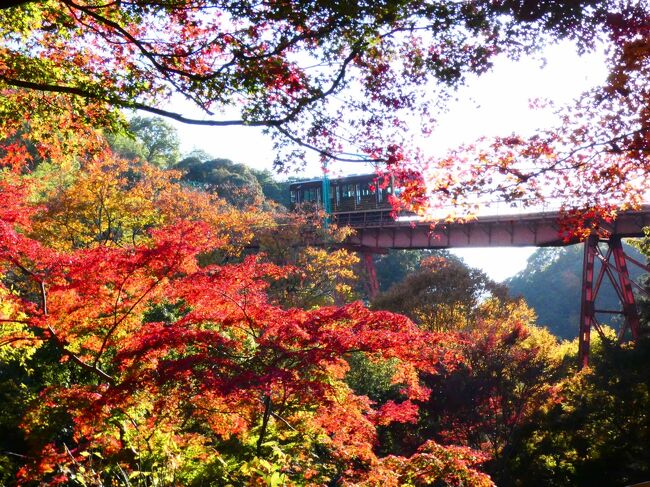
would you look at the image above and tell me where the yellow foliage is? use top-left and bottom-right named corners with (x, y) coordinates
top-left (30, 151), bottom-right (269, 257)
top-left (298, 247), bottom-right (359, 300)
top-left (477, 297), bottom-right (538, 327)
top-left (0, 282), bottom-right (36, 363)
top-left (415, 302), bottom-right (472, 332)
top-left (32, 155), bottom-right (168, 249)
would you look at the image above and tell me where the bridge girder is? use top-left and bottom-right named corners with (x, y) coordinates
top-left (341, 207), bottom-right (650, 367)
top-left (345, 206), bottom-right (650, 250)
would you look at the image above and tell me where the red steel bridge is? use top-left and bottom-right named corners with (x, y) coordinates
top-left (289, 175), bottom-right (650, 366)
top-left (341, 205), bottom-right (650, 368)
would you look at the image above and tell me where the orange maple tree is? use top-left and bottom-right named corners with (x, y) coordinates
top-left (0, 136), bottom-right (496, 484)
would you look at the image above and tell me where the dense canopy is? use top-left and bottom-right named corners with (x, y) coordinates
top-left (2, 0), bottom-right (650, 218)
top-left (1, 0), bottom-right (650, 485)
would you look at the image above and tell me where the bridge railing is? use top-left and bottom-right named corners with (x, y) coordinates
top-left (428, 199), bottom-right (563, 219)
top-left (334, 199), bottom-right (563, 227)
top-left (333, 196), bottom-right (650, 228)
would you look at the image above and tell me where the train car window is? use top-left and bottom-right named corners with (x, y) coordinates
top-left (355, 184), bottom-right (361, 204)
top-left (342, 184), bottom-right (354, 198)
top-left (290, 190), bottom-right (297, 204)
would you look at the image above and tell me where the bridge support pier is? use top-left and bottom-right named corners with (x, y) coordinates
top-left (362, 252), bottom-right (380, 299)
top-left (579, 235), bottom-right (647, 368)
top-left (579, 235), bottom-right (596, 369)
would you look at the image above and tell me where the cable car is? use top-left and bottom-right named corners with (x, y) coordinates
top-left (289, 173), bottom-right (397, 226)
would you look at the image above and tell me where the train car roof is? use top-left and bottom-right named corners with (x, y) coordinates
top-left (288, 173), bottom-right (383, 188)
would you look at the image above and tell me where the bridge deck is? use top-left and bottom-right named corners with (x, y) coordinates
top-left (344, 205), bottom-right (650, 250)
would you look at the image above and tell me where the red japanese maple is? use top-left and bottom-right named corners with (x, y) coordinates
top-left (0, 148), bottom-right (491, 484)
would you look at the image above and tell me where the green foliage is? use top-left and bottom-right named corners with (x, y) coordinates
top-left (176, 156), bottom-right (264, 207)
top-left (633, 231), bottom-right (650, 330)
top-left (377, 300), bottom-right (568, 462)
top-left (345, 352), bottom-right (401, 404)
top-left (0, 356), bottom-right (32, 483)
top-left (105, 130), bottom-right (145, 162)
top-left (175, 155), bottom-right (294, 209)
top-left (129, 117), bottom-right (180, 168)
top-left (372, 254), bottom-right (508, 331)
top-left (373, 250), bottom-right (435, 292)
top-left (250, 169), bottom-right (294, 208)
top-left (506, 338), bottom-right (650, 486)
top-left (0, 340), bottom-right (82, 484)
top-left (107, 116), bottom-right (180, 168)
top-left (502, 235), bottom-right (650, 486)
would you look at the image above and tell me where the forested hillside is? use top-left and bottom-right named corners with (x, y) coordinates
top-left (507, 244), bottom-right (646, 339)
top-left (3, 118), bottom-right (650, 484)
top-left (109, 117), bottom-right (295, 209)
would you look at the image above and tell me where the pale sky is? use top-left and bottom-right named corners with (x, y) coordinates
top-left (169, 41), bottom-right (608, 281)
top-left (442, 43), bottom-right (607, 280)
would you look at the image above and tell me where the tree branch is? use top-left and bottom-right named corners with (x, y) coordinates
top-left (256, 394), bottom-right (272, 456)
top-left (0, 76), bottom-right (257, 126)
top-left (39, 283), bottom-right (116, 384)
top-left (40, 281), bottom-right (48, 316)
top-left (94, 272), bottom-right (166, 368)
top-left (275, 125), bottom-right (384, 164)
top-left (47, 324), bottom-right (116, 384)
